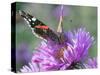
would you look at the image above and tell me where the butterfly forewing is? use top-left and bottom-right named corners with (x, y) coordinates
top-left (19, 10), bottom-right (60, 44)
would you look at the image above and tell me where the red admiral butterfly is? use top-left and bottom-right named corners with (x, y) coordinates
top-left (19, 10), bottom-right (67, 59)
top-left (19, 10), bottom-right (64, 44)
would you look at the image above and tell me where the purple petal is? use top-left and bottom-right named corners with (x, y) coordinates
top-left (53, 5), bottom-right (70, 20)
top-left (84, 58), bottom-right (97, 68)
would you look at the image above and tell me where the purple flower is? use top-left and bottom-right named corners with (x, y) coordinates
top-left (53, 5), bottom-right (70, 20)
top-left (19, 62), bottom-right (42, 73)
top-left (83, 58), bottom-right (97, 68)
top-left (31, 28), bottom-right (95, 70)
top-left (19, 28), bottom-right (97, 72)
top-left (31, 41), bottom-right (64, 71)
top-left (63, 28), bottom-right (94, 69)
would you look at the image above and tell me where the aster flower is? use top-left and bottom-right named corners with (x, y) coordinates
top-left (30, 27), bottom-right (95, 71)
top-left (19, 27), bottom-right (97, 72)
top-left (31, 41), bottom-right (64, 71)
top-left (63, 28), bottom-right (94, 69)
top-left (19, 62), bottom-right (41, 73)
top-left (83, 58), bottom-right (97, 68)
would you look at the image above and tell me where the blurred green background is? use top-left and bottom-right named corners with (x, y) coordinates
top-left (15, 2), bottom-right (97, 70)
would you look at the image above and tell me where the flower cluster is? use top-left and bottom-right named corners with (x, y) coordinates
top-left (19, 28), bottom-right (97, 72)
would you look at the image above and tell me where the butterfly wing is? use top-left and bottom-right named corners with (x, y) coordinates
top-left (19, 10), bottom-right (60, 44)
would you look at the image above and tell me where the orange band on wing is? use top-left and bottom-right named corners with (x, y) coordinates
top-left (35, 25), bottom-right (49, 29)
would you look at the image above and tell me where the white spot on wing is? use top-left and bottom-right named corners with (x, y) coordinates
top-left (28, 18), bottom-right (31, 22)
top-left (32, 17), bottom-right (36, 21)
top-left (24, 18), bottom-right (29, 24)
top-left (23, 18), bottom-right (31, 27)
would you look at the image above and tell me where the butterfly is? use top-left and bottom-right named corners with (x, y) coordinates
top-left (19, 10), bottom-right (66, 44)
top-left (19, 10), bottom-right (68, 59)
